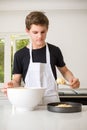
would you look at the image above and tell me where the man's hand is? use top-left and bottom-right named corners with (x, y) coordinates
top-left (69, 78), bottom-right (80, 89)
top-left (1, 81), bottom-right (14, 96)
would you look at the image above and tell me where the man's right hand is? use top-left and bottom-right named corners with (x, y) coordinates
top-left (1, 81), bottom-right (14, 96)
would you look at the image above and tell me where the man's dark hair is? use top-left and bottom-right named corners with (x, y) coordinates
top-left (25, 11), bottom-right (49, 30)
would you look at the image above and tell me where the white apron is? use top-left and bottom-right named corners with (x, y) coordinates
top-left (25, 43), bottom-right (60, 105)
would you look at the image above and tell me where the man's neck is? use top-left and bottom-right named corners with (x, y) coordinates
top-left (32, 43), bottom-right (46, 49)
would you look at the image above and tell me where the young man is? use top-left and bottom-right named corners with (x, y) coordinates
top-left (3, 11), bottom-right (80, 103)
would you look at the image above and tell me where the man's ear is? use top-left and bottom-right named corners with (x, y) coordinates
top-left (25, 28), bottom-right (29, 33)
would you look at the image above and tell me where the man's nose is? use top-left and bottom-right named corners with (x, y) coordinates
top-left (38, 33), bottom-right (42, 38)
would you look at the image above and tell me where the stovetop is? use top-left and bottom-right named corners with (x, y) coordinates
top-left (59, 88), bottom-right (87, 96)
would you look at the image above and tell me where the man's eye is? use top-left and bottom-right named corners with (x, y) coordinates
top-left (41, 31), bottom-right (45, 34)
top-left (33, 32), bottom-right (38, 34)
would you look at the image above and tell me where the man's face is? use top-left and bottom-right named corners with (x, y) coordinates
top-left (27, 24), bottom-right (48, 48)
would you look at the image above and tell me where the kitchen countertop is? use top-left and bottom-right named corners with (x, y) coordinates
top-left (0, 99), bottom-right (87, 130)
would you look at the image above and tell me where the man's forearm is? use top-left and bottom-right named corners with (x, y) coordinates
top-left (62, 69), bottom-right (75, 82)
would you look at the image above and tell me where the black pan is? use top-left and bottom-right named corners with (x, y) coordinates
top-left (47, 102), bottom-right (82, 113)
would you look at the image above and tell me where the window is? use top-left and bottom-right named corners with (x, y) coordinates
top-left (15, 39), bottom-right (29, 51)
top-left (0, 38), bottom-right (4, 83)
top-left (0, 33), bottom-right (29, 87)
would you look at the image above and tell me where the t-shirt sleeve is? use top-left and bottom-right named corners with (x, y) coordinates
top-left (12, 52), bottom-right (23, 74)
top-left (56, 47), bottom-right (66, 67)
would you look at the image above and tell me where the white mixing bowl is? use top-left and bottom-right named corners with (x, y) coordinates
top-left (7, 87), bottom-right (45, 111)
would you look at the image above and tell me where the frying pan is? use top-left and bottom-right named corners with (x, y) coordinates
top-left (47, 102), bottom-right (82, 113)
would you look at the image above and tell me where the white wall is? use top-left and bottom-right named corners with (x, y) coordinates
top-left (46, 10), bottom-right (87, 88)
top-left (0, 0), bottom-right (87, 87)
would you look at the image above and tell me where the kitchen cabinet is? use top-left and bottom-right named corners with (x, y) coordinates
top-left (0, 99), bottom-right (87, 130)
